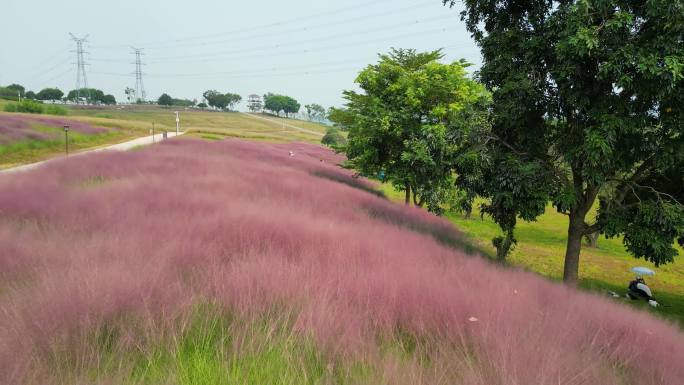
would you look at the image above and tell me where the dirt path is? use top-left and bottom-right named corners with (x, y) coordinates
top-left (241, 113), bottom-right (325, 137)
top-left (1, 131), bottom-right (184, 174)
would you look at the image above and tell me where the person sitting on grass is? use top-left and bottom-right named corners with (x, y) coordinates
top-left (627, 276), bottom-right (659, 307)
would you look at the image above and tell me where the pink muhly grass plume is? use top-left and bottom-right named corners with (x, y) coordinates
top-left (0, 138), bottom-right (682, 384)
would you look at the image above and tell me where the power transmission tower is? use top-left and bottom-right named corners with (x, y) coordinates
top-left (69, 33), bottom-right (90, 104)
top-left (131, 47), bottom-right (146, 103)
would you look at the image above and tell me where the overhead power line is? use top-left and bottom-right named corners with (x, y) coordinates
top-left (142, 26), bottom-right (453, 65)
top-left (90, 0), bottom-right (429, 50)
top-left (134, 2), bottom-right (441, 51)
top-left (89, 43), bottom-right (475, 81)
top-left (143, 15), bottom-right (453, 63)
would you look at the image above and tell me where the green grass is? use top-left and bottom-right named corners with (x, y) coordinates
top-left (255, 113), bottom-right (330, 134)
top-left (0, 120), bottom-right (145, 169)
top-left (36, 305), bottom-right (384, 385)
top-left (378, 184), bottom-right (684, 325)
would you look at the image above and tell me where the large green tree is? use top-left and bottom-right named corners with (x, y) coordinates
top-left (444, 0), bottom-right (684, 284)
top-left (343, 48), bottom-right (491, 213)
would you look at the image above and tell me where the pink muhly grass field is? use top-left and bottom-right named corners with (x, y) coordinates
top-left (0, 138), bottom-right (683, 384)
top-left (0, 114), bottom-right (108, 144)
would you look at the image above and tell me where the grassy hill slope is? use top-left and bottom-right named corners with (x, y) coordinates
top-left (1, 139), bottom-right (683, 384)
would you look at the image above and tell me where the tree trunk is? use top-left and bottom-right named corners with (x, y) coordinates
top-left (464, 207), bottom-right (472, 220)
top-left (585, 232), bottom-right (599, 248)
top-left (405, 183), bottom-right (411, 206)
top-left (412, 191), bottom-right (423, 207)
top-left (563, 214), bottom-right (585, 286)
top-left (494, 232), bottom-right (514, 263)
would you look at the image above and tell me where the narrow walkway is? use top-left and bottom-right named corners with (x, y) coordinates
top-left (1, 131), bottom-right (184, 174)
top-left (241, 113), bottom-right (325, 137)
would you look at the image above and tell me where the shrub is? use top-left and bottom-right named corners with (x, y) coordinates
top-left (44, 104), bottom-right (68, 116)
top-left (3, 100), bottom-right (44, 114)
top-left (3, 101), bottom-right (67, 115)
top-left (321, 127), bottom-right (347, 149)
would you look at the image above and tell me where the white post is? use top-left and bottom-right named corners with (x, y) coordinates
top-left (175, 111), bottom-right (180, 135)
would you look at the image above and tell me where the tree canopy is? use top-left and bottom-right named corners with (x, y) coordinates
top-left (263, 94), bottom-right (300, 117)
top-left (158, 93), bottom-right (173, 106)
top-left (444, 0), bottom-right (684, 284)
top-left (6, 84), bottom-right (25, 95)
top-left (203, 90), bottom-right (242, 111)
top-left (36, 88), bottom-right (64, 101)
top-left (342, 48), bottom-right (491, 214)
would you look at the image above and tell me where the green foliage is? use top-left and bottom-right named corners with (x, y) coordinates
top-left (4, 100), bottom-right (44, 114)
top-left (263, 93), bottom-right (300, 117)
top-left (0, 86), bottom-right (20, 100)
top-left (445, 0), bottom-right (684, 282)
top-left (327, 107), bottom-right (354, 130)
top-left (159, 93), bottom-right (195, 107)
top-left (37, 87), bottom-right (64, 101)
top-left (5, 83), bottom-right (25, 95)
top-left (203, 91), bottom-right (242, 111)
top-left (158, 93), bottom-right (174, 106)
top-left (3, 100), bottom-right (68, 116)
top-left (24, 90), bottom-right (37, 99)
top-left (321, 127), bottom-right (347, 149)
top-left (197, 102), bottom-right (208, 109)
top-left (342, 48), bottom-right (491, 214)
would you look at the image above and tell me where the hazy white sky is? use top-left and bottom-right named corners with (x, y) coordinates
top-left (1, 0), bottom-right (478, 109)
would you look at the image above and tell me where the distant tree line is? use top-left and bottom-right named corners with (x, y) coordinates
top-left (157, 93), bottom-right (197, 107)
top-left (1, 84), bottom-right (116, 105)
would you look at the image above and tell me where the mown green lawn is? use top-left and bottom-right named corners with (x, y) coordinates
top-left (378, 184), bottom-right (684, 326)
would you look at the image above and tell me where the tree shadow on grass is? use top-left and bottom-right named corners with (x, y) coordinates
top-left (311, 169), bottom-right (387, 199)
top-left (363, 203), bottom-right (492, 258)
